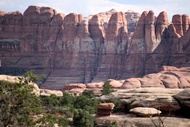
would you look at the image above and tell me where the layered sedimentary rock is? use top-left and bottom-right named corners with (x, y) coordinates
top-left (129, 107), bottom-right (161, 117)
top-left (0, 11), bottom-right (22, 51)
top-left (145, 10), bottom-right (157, 53)
top-left (125, 10), bottom-right (140, 33)
top-left (52, 66), bottom-right (190, 94)
top-left (172, 14), bottom-right (183, 36)
top-left (155, 11), bottom-right (168, 44)
top-left (97, 88), bottom-right (183, 112)
top-left (21, 6), bottom-right (60, 52)
top-left (97, 103), bottom-right (115, 116)
top-left (95, 12), bottom-right (128, 81)
top-left (121, 66), bottom-right (190, 89)
top-left (0, 6), bottom-right (190, 90)
top-left (87, 9), bottom-right (140, 33)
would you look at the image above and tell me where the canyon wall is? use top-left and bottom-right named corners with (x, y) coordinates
top-left (0, 6), bottom-right (190, 89)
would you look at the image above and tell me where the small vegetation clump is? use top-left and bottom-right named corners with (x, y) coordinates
top-left (0, 71), bottom-right (119, 127)
top-left (102, 81), bottom-right (114, 95)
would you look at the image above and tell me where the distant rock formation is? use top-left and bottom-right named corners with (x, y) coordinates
top-left (0, 5), bottom-right (190, 89)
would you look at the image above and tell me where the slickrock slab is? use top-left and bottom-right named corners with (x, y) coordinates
top-left (96, 115), bottom-right (190, 127)
top-left (40, 89), bottom-right (63, 96)
top-left (97, 88), bottom-right (183, 112)
top-left (129, 107), bottom-right (161, 117)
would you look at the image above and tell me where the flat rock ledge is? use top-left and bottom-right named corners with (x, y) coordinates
top-left (95, 115), bottom-right (190, 127)
top-left (96, 87), bottom-right (190, 113)
top-left (129, 107), bottom-right (161, 117)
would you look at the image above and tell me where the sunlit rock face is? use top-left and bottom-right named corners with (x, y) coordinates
top-left (0, 6), bottom-right (190, 90)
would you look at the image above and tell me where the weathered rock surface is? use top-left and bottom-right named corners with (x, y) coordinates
top-left (97, 103), bottom-right (115, 116)
top-left (0, 75), bottom-right (63, 97)
top-left (129, 11), bottom-right (147, 53)
top-left (0, 6), bottom-right (190, 90)
top-left (129, 107), bottom-right (161, 117)
top-left (145, 10), bottom-right (157, 53)
top-left (62, 83), bottom-right (86, 93)
top-left (119, 66), bottom-right (190, 89)
top-left (97, 88), bottom-right (182, 112)
top-left (155, 11), bottom-right (168, 44)
top-left (108, 79), bottom-right (124, 88)
top-left (120, 78), bottom-right (141, 89)
top-left (0, 75), bottom-right (41, 96)
top-left (86, 82), bottom-right (104, 89)
top-left (89, 9), bottom-right (140, 33)
top-left (173, 89), bottom-right (190, 115)
top-left (96, 115), bottom-right (190, 127)
top-left (172, 14), bottom-right (183, 36)
top-left (40, 89), bottom-right (63, 96)
top-left (85, 66), bottom-right (190, 90)
top-left (125, 10), bottom-right (140, 33)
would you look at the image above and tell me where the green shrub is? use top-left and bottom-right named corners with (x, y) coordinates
top-left (0, 71), bottom-right (43, 127)
top-left (82, 89), bottom-right (95, 98)
top-left (51, 106), bottom-right (75, 118)
top-left (102, 81), bottom-right (114, 95)
top-left (60, 92), bottom-right (75, 106)
top-left (74, 95), bottom-right (100, 114)
top-left (58, 117), bottom-right (69, 127)
top-left (40, 94), bottom-right (61, 107)
top-left (73, 109), bottom-right (94, 127)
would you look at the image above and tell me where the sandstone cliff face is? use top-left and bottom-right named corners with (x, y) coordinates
top-left (129, 11), bottom-right (147, 53)
top-left (21, 6), bottom-right (65, 52)
top-left (0, 6), bottom-right (190, 89)
top-left (0, 11), bottom-right (22, 51)
top-left (89, 9), bottom-right (140, 33)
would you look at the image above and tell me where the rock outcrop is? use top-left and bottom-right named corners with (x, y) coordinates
top-left (96, 87), bottom-right (190, 125)
top-left (145, 10), bottom-right (157, 53)
top-left (0, 75), bottom-right (63, 97)
top-left (0, 75), bottom-right (41, 96)
top-left (62, 83), bottom-right (86, 94)
top-left (173, 89), bottom-right (190, 117)
top-left (86, 66), bottom-right (190, 90)
top-left (0, 6), bottom-right (190, 90)
top-left (97, 88), bottom-right (182, 112)
top-left (40, 89), bottom-right (63, 96)
top-left (96, 115), bottom-right (190, 127)
top-left (172, 14), bottom-right (183, 36)
top-left (97, 103), bottom-right (115, 116)
top-left (129, 107), bottom-right (161, 117)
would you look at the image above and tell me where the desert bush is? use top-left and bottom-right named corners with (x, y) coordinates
top-left (40, 94), bottom-right (61, 107)
top-left (82, 89), bottom-right (95, 98)
top-left (0, 71), bottom-right (43, 127)
top-left (73, 109), bottom-right (95, 127)
top-left (74, 95), bottom-right (100, 114)
top-left (102, 81), bottom-right (114, 95)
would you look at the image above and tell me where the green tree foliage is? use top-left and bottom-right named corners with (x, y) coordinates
top-left (58, 117), bottom-right (69, 127)
top-left (82, 89), bottom-right (95, 98)
top-left (102, 81), bottom-right (114, 95)
top-left (37, 114), bottom-right (57, 127)
top-left (40, 93), bottom-right (99, 126)
top-left (74, 95), bottom-right (99, 114)
top-left (0, 70), bottom-right (70, 127)
top-left (40, 94), bottom-right (61, 107)
top-left (0, 80), bottom-right (42, 127)
top-left (37, 114), bottom-right (68, 127)
top-left (19, 70), bottom-right (44, 84)
top-left (106, 99), bottom-right (121, 112)
top-left (40, 92), bottom-right (76, 118)
top-left (60, 92), bottom-right (75, 106)
top-left (73, 109), bottom-right (95, 127)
